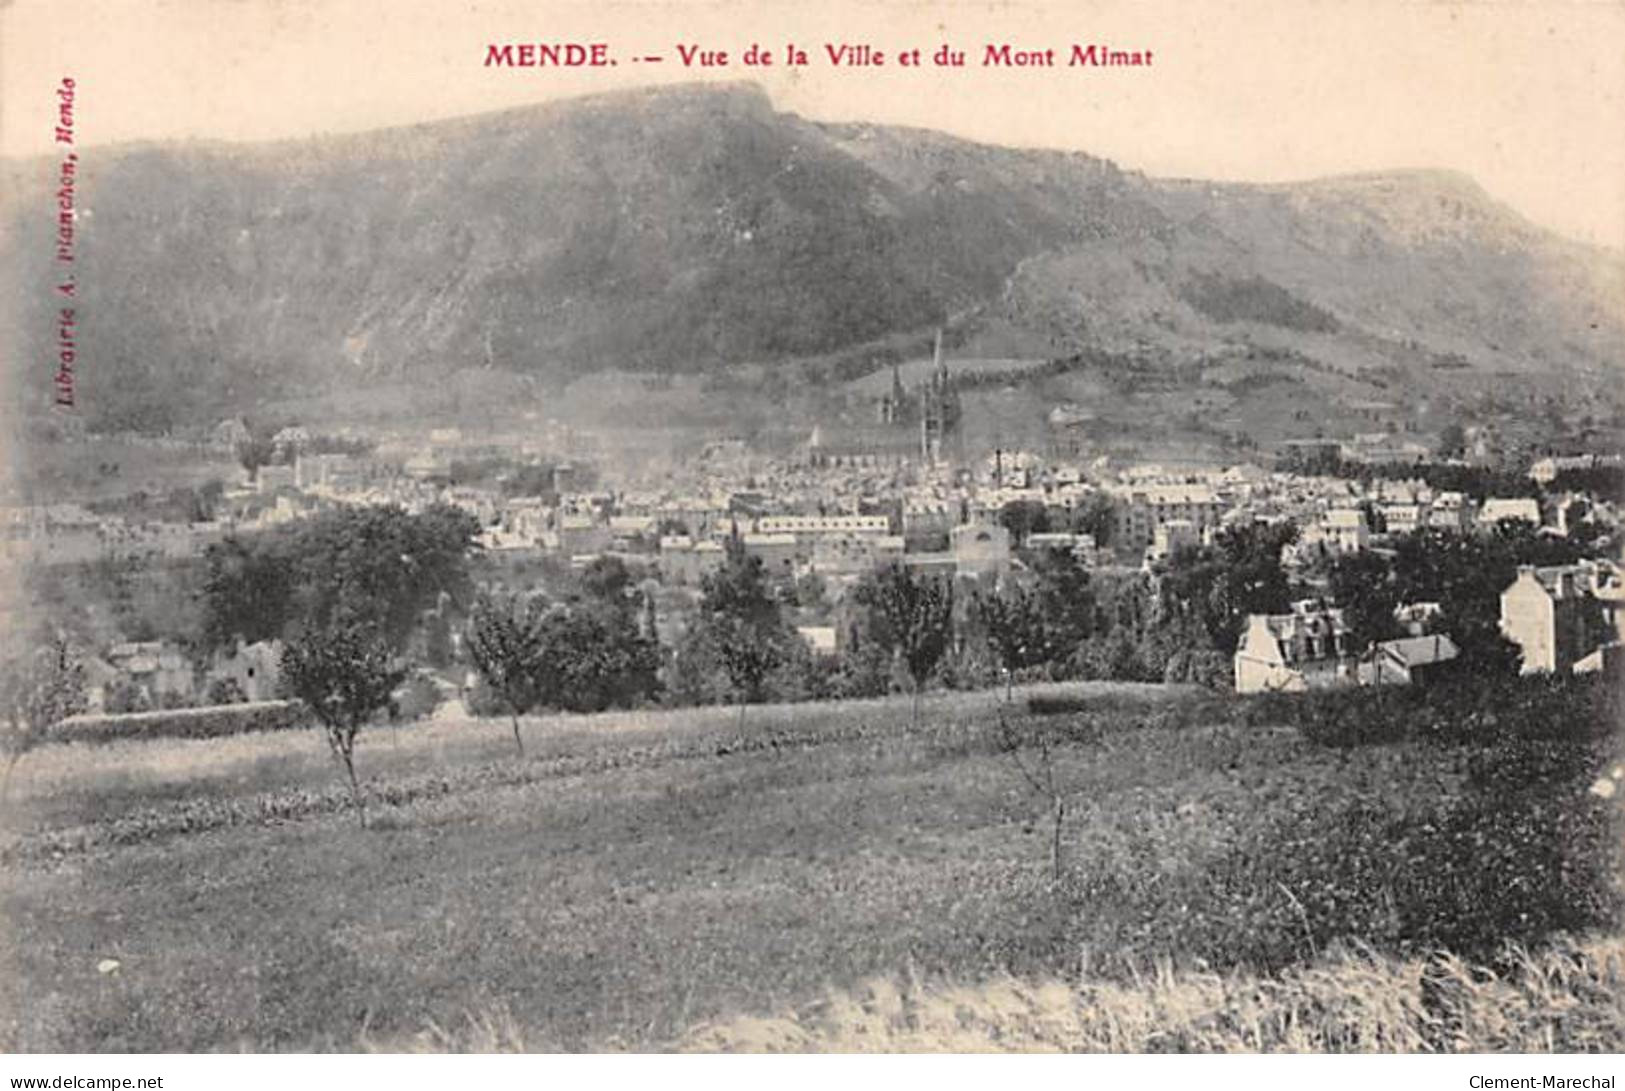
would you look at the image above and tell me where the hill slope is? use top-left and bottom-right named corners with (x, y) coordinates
top-left (2, 81), bottom-right (1621, 434)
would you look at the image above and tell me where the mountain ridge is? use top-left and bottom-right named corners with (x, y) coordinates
top-left (2, 81), bottom-right (1620, 437)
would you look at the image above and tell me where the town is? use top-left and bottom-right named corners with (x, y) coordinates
top-left (5, 339), bottom-right (1622, 718)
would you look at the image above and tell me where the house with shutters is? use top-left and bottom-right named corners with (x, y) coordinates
top-left (1233, 601), bottom-right (1354, 693)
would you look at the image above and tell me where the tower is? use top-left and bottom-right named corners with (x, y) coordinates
top-left (919, 328), bottom-right (959, 464)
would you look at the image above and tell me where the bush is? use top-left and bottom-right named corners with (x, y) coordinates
top-left (102, 680), bottom-right (151, 715)
top-left (1059, 775), bottom-right (1621, 976)
top-left (52, 700), bottom-right (309, 745)
top-left (392, 672), bottom-right (445, 723)
top-left (206, 677), bottom-right (248, 705)
top-left (1161, 649), bottom-right (1231, 689)
top-left (462, 676), bottom-right (509, 718)
top-left (1049, 673), bottom-right (1625, 976)
top-left (1229, 671), bottom-right (1620, 750)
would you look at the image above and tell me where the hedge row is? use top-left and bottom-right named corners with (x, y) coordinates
top-left (5, 714), bottom-right (929, 863)
top-left (51, 700), bottom-right (309, 745)
top-left (1231, 668), bottom-right (1622, 749)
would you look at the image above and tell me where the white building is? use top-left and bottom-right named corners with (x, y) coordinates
top-left (1478, 497), bottom-right (1542, 528)
top-left (1233, 602), bottom-right (1353, 693)
top-left (1500, 563), bottom-right (1612, 674)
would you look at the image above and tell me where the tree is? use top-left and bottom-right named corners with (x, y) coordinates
top-left (684, 542), bottom-right (801, 724)
top-left (999, 500), bottom-right (1049, 549)
top-left (291, 503), bottom-right (481, 651)
top-left (1069, 491), bottom-right (1117, 549)
top-left (1160, 522), bottom-right (1299, 654)
top-left (201, 503), bottom-right (480, 654)
top-left (971, 585), bottom-right (1046, 699)
top-left (464, 593), bottom-right (550, 756)
top-left (0, 638), bottom-right (87, 808)
top-left (998, 714), bottom-right (1077, 883)
top-left (536, 600), bottom-right (662, 714)
top-left (103, 680), bottom-right (152, 714)
top-left (852, 565), bottom-right (955, 723)
top-left (206, 676), bottom-right (248, 705)
top-left (577, 554), bottom-right (635, 608)
top-left (794, 571), bottom-right (829, 609)
top-left (422, 609), bottom-right (454, 669)
top-left (1388, 524), bottom-right (1578, 673)
top-left (1029, 547), bottom-right (1095, 661)
top-left (1436, 422), bottom-right (1467, 459)
top-left (833, 622), bottom-right (895, 699)
top-left (201, 536), bottom-right (296, 650)
top-left (234, 435), bottom-right (278, 482)
top-left (281, 623), bottom-right (405, 828)
top-left (1328, 550), bottom-right (1400, 656)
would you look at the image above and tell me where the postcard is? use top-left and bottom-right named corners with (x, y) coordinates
top-left (1, 0), bottom-right (1622, 1066)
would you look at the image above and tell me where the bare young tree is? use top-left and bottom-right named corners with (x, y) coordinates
top-left (281, 622), bottom-right (405, 828)
top-left (0, 637), bottom-right (87, 810)
top-left (999, 714), bottom-right (1069, 883)
top-left (464, 592), bottom-right (550, 756)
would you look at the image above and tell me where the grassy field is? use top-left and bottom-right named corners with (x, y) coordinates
top-left (671, 935), bottom-right (1625, 1053)
top-left (0, 681), bottom-right (1616, 1052)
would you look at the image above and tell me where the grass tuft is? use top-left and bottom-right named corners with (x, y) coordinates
top-left (674, 934), bottom-right (1625, 1053)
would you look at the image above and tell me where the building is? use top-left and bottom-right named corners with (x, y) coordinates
top-left (755, 514), bottom-right (892, 538)
top-left (107, 641), bottom-right (196, 705)
top-left (558, 513), bottom-right (610, 556)
top-left (1110, 485), bottom-right (1223, 556)
top-left (810, 533), bottom-right (906, 577)
top-left (1499, 564), bottom-right (1612, 674)
top-left (951, 523), bottom-right (1011, 582)
top-left (296, 453), bottom-right (369, 493)
top-left (1478, 497), bottom-right (1541, 529)
top-left (741, 533), bottom-right (798, 577)
top-left (1529, 453), bottom-right (1624, 485)
top-left (1276, 438), bottom-right (1343, 472)
top-left (1393, 601), bottom-right (1443, 636)
top-left (208, 638), bottom-right (284, 702)
top-left (1026, 531), bottom-right (1097, 562)
top-left (1358, 634), bottom-right (1460, 686)
top-left (1379, 504), bottom-right (1425, 535)
top-left (796, 626), bottom-right (839, 659)
top-left (1429, 492), bottom-right (1470, 530)
top-left (1300, 508), bottom-right (1369, 557)
top-left (902, 499), bottom-right (954, 540)
top-left (255, 464), bottom-right (297, 493)
top-left (877, 330), bottom-right (962, 464)
top-left (1233, 602), bottom-right (1353, 693)
top-left (658, 536), bottom-right (725, 586)
top-left (1145, 520), bottom-right (1200, 567)
top-left (1341, 434), bottom-right (1430, 465)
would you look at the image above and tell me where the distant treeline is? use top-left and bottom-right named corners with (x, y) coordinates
top-left (87, 481), bottom-right (225, 524)
top-left (1284, 453), bottom-right (1625, 503)
top-left (1276, 450), bottom-right (1542, 500)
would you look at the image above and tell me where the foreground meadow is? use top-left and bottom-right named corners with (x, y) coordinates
top-left (0, 680), bottom-right (1617, 1052)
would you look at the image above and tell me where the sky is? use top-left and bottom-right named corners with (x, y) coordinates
top-left (2, 0), bottom-right (1624, 249)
